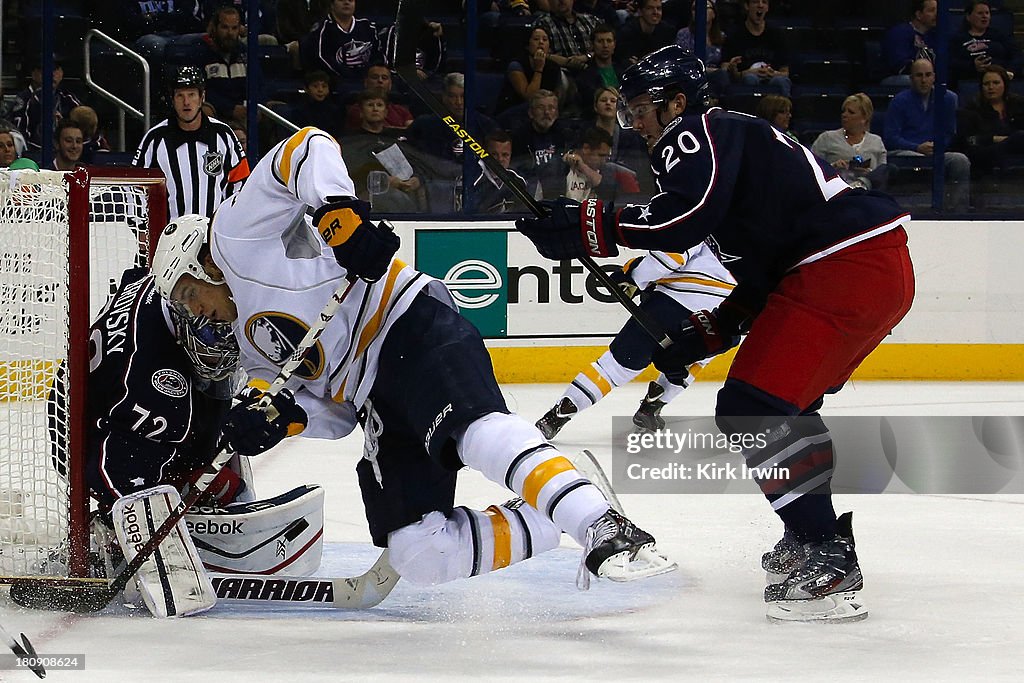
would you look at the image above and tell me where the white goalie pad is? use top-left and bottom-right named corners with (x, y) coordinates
top-left (111, 485), bottom-right (217, 618)
top-left (185, 484), bottom-right (324, 576)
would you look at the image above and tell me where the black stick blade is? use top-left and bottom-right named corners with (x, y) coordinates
top-left (9, 580), bottom-right (114, 614)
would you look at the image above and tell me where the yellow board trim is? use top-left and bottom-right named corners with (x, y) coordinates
top-left (522, 456), bottom-right (575, 509)
top-left (484, 505), bottom-right (512, 571)
top-left (485, 344), bottom-right (1024, 383)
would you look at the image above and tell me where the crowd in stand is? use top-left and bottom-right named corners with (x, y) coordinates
top-left (4, 0), bottom-right (1024, 212)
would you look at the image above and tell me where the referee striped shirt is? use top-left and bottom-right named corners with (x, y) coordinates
top-left (132, 114), bottom-right (250, 220)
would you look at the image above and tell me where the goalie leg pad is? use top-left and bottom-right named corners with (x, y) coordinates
top-left (186, 484), bottom-right (324, 576)
top-left (111, 485), bottom-right (216, 617)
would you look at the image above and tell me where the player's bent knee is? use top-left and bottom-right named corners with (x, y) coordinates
top-left (715, 379), bottom-right (799, 437)
top-left (388, 510), bottom-right (472, 585)
top-left (456, 412), bottom-right (550, 477)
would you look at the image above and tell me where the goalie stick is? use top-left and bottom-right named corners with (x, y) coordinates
top-left (10, 277), bottom-right (366, 613)
top-left (208, 549), bottom-right (400, 609)
top-left (391, 0), bottom-right (671, 350)
top-left (1, 622), bottom-right (46, 678)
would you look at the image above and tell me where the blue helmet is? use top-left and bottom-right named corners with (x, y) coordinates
top-left (617, 45), bottom-right (710, 127)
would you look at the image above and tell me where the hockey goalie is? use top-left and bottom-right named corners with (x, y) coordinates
top-left (49, 267), bottom-right (325, 617)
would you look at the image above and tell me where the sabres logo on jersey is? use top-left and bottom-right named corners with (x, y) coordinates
top-left (245, 313), bottom-right (325, 380)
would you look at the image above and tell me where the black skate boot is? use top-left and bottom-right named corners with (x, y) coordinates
top-left (632, 382), bottom-right (667, 434)
top-left (764, 512), bottom-right (867, 622)
top-left (536, 397), bottom-right (578, 439)
top-left (578, 509), bottom-right (676, 589)
top-left (761, 527), bottom-right (806, 583)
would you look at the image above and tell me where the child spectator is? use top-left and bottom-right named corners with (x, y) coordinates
top-left (344, 64), bottom-right (414, 131)
top-left (293, 71), bottom-right (344, 139)
top-left (299, 0), bottom-right (382, 85)
top-left (50, 119), bottom-right (85, 171)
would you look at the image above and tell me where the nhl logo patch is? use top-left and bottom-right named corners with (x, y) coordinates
top-left (203, 150), bottom-right (225, 176)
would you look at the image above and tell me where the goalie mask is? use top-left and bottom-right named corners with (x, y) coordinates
top-left (152, 214), bottom-right (223, 306)
top-left (168, 305), bottom-right (240, 382)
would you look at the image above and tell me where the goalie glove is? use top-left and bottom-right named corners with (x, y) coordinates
top-left (515, 197), bottom-right (619, 260)
top-left (221, 385), bottom-right (308, 457)
top-left (313, 197), bottom-right (399, 282)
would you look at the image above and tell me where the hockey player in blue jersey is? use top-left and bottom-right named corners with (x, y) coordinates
top-left (516, 45), bottom-right (916, 622)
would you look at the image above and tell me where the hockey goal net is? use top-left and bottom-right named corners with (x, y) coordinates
top-left (1, 167), bottom-right (167, 581)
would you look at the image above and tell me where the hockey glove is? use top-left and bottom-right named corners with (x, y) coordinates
top-left (515, 197), bottom-right (619, 260)
top-left (313, 198), bottom-right (399, 282)
top-left (652, 309), bottom-right (742, 386)
top-left (608, 258), bottom-right (642, 299)
top-left (221, 385), bottom-right (308, 457)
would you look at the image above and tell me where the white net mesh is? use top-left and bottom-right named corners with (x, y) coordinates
top-left (0, 169), bottom-right (156, 577)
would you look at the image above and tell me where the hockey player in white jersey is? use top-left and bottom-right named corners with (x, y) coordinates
top-left (536, 248), bottom-right (735, 438)
top-left (151, 126), bottom-right (675, 588)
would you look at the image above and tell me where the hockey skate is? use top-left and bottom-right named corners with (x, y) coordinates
top-left (632, 382), bottom-right (667, 434)
top-left (536, 397), bottom-right (578, 439)
top-left (764, 512), bottom-right (867, 623)
top-left (578, 509), bottom-right (676, 588)
top-left (761, 527), bottom-right (806, 583)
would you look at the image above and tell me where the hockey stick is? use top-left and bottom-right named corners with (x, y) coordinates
top-left (10, 277), bottom-right (364, 613)
top-left (208, 549), bottom-right (400, 609)
top-left (391, 0), bottom-right (671, 349)
top-left (1, 622), bottom-right (46, 678)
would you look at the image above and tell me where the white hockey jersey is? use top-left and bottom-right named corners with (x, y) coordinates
top-left (627, 247), bottom-right (736, 311)
top-left (210, 127), bottom-right (446, 438)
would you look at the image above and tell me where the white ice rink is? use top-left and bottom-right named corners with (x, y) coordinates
top-left (3, 381), bottom-right (1023, 682)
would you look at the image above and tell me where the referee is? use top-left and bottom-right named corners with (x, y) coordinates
top-left (133, 66), bottom-right (250, 220)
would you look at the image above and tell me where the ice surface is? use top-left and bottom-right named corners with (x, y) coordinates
top-left (2, 382), bottom-right (1022, 681)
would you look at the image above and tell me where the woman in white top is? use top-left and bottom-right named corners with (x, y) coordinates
top-left (811, 93), bottom-right (889, 191)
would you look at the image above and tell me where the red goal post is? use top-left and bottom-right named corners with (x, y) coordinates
top-left (1, 166), bottom-right (167, 582)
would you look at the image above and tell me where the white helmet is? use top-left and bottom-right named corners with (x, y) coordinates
top-left (152, 214), bottom-right (223, 302)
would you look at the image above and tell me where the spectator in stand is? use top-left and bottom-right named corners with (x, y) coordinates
top-left (535, 0), bottom-right (603, 74)
top-left (884, 57), bottom-right (970, 211)
top-left (379, 19), bottom-right (447, 82)
top-left (278, 0), bottom-right (331, 46)
top-left (510, 89), bottom-right (575, 198)
top-left (344, 64), bottom-right (414, 130)
top-left (615, 0), bottom-right (677, 65)
top-left (577, 24), bottom-right (631, 115)
top-left (10, 59), bottom-right (82, 150)
top-left (340, 90), bottom-right (426, 212)
top-left (407, 73), bottom-right (498, 179)
top-left (559, 126), bottom-right (641, 202)
top-left (590, 85), bottom-right (651, 189)
top-left (960, 65), bottom-right (1024, 179)
top-left (720, 0), bottom-right (790, 97)
top-left (755, 94), bottom-right (797, 141)
top-left (882, 0), bottom-right (937, 86)
top-left (292, 71), bottom-right (345, 139)
top-left (0, 127), bottom-right (19, 167)
top-left (191, 6), bottom-right (251, 123)
top-left (68, 105), bottom-right (110, 165)
top-left (230, 121), bottom-right (248, 156)
top-left (459, 130), bottom-right (539, 213)
top-left (494, 26), bottom-right (569, 115)
top-left (300, 0), bottom-right (382, 85)
top-left (811, 93), bottom-right (890, 191)
top-left (576, 0), bottom-right (625, 29)
top-left (96, 0), bottom-right (204, 63)
top-left (49, 119), bottom-right (85, 171)
top-left (676, 0), bottom-right (726, 95)
top-left (949, 1), bottom-right (1020, 91)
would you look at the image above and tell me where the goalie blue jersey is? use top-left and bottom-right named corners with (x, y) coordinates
top-left (79, 268), bottom-right (228, 505)
top-left (615, 109), bottom-right (909, 293)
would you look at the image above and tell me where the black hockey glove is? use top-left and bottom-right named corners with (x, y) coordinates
top-left (608, 257), bottom-right (642, 299)
top-left (515, 197), bottom-right (619, 260)
top-left (221, 385), bottom-right (308, 457)
top-left (313, 197), bottom-right (399, 282)
top-left (652, 309), bottom-right (742, 386)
